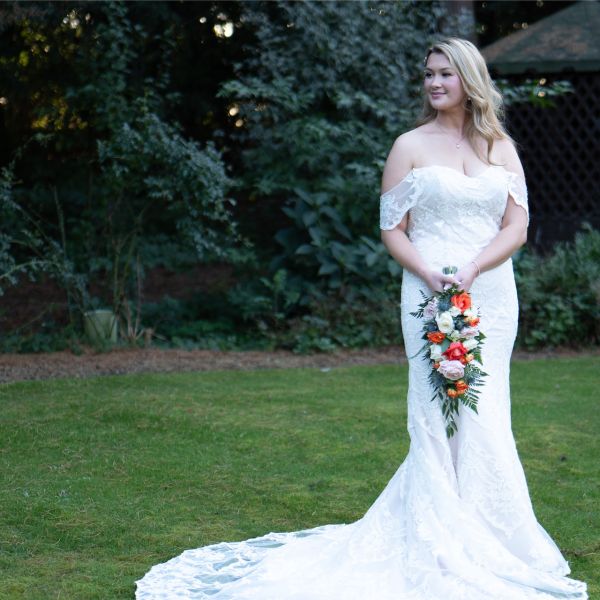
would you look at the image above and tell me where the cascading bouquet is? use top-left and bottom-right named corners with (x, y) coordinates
top-left (410, 266), bottom-right (487, 438)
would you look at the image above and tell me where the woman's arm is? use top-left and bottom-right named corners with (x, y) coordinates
top-left (380, 135), bottom-right (458, 294)
top-left (455, 141), bottom-right (528, 291)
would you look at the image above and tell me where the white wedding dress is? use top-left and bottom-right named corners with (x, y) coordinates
top-left (136, 165), bottom-right (588, 599)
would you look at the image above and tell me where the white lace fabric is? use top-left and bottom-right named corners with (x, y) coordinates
top-left (136, 166), bottom-right (587, 599)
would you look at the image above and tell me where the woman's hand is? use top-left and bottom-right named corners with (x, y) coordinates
top-left (423, 269), bottom-right (460, 294)
top-left (454, 262), bottom-right (479, 292)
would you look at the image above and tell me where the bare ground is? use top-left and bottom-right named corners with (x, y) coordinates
top-left (1, 346), bottom-right (599, 384)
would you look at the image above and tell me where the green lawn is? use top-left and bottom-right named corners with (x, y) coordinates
top-left (1, 358), bottom-right (597, 599)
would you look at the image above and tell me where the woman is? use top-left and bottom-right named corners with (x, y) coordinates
top-left (136, 38), bottom-right (588, 599)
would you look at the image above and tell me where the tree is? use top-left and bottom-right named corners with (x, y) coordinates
top-left (220, 1), bottom-right (468, 294)
top-left (0, 2), bottom-right (241, 335)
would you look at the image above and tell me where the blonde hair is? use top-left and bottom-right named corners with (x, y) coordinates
top-left (416, 37), bottom-right (511, 164)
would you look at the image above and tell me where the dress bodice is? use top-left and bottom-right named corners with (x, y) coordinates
top-left (380, 165), bottom-right (528, 270)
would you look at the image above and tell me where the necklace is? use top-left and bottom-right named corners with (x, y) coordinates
top-left (436, 124), bottom-right (465, 149)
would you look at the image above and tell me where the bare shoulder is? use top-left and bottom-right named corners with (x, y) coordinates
top-left (389, 128), bottom-right (424, 155)
top-left (394, 125), bottom-right (434, 148)
top-left (492, 137), bottom-right (524, 177)
top-left (381, 128), bottom-right (427, 193)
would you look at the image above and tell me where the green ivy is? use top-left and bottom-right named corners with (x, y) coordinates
top-left (220, 1), bottom-right (463, 294)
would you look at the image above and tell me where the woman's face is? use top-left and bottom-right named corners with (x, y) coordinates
top-left (423, 52), bottom-right (467, 112)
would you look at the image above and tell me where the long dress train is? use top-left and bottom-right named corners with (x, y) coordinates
top-left (135, 165), bottom-right (588, 599)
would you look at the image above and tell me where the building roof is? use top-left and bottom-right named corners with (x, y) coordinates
top-left (482, 1), bottom-right (600, 74)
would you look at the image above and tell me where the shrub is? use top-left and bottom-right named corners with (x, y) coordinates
top-left (514, 224), bottom-right (600, 349)
top-left (220, 1), bottom-right (466, 294)
top-left (284, 285), bottom-right (403, 353)
top-left (0, 3), bottom-right (244, 344)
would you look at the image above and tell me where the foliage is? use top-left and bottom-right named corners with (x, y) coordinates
top-left (227, 269), bottom-right (304, 331)
top-left (514, 224), bottom-right (600, 349)
top-left (0, 2), bottom-right (242, 340)
top-left (143, 225), bottom-right (600, 354)
top-left (141, 295), bottom-right (267, 351)
top-left (98, 106), bottom-right (237, 262)
top-left (220, 1), bottom-right (466, 293)
top-left (276, 190), bottom-right (402, 289)
top-left (1, 360), bottom-right (598, 597)
top-left (0, 323), bottom-right (80, 354)
top-left (211, 272), bottom-right (403, 353)
top-left (0, 1), bottom-right (588, 353)
top-left (499, 78), bottom-right (574, 108)
top-left (0, 159), bottom-right (49, 293)
top-left (95, 97), bottom-right (239, 323)
top-left (0, 152), bottom-right (88, 323)
top-left (284, 286), bottom-right (403, 353)
top-left (474, 1), bottom-right (577, 47)
top-left (133, 270), bottom-right (403, 354)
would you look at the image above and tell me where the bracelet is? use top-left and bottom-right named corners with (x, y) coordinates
top-left (471, 259), bottom-right (481, 276)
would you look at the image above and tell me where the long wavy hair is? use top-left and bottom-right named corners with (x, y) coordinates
top-left (416, 38), bottom-right (511, 164)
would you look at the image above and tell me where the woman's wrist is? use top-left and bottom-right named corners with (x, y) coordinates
top-left (470, 259), bottom-right (481, 277)
top-left (415, 265), bottom-right (434, 283)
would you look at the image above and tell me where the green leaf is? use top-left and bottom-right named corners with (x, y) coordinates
top-left (295, 244), bottom-right (314, 256)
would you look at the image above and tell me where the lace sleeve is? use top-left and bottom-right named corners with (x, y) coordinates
top-left (506, 171), bottom-right (529, 225)
top-left (379, 171), bottom-right (419, 230)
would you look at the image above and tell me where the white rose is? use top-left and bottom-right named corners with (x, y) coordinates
top-left (437, 360), bottom-right (465, 381)
top-left (449, 306), bottom-right (461, 317)
top-left (435, 311), bottom-right (454, 334)
top-left (423, 298), bottom-right (439, 320)
top-left (463, 338), bottom-right (478, 351)
top-left (461, 326), bottom-right (479, 338)
top-left (450, 330), bottom-right (461, 341)
top-left (430, 344), bottom-right (443, 361)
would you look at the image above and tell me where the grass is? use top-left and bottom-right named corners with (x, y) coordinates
top-left (0, 358), bottom-right (598, 599)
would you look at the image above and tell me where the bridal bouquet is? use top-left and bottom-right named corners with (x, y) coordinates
top-left (410, 266), bottom-right (487, 438)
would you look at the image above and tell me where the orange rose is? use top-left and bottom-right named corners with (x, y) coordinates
top-left (459, 356), bottom-right (467, 365)
top-left (427, 331), bottom-right (446, 344)
top-left (465, 353), bottom-right (474, 363)
top-left (433, 362), bottom-right (440, 369)
top-left (468, 317), bottom-right (480, 327)
top-left (455, 380), bottom-right (469, 394)
top-left (447, 389), bottom-right (458, 398)
top-left (451, 292), bottom-right (472, 313)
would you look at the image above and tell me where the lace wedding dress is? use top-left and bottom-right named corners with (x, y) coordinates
top-left (136, 165), bottom-right (588, 599)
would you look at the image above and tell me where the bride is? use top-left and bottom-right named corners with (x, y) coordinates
top-left (136, 38), bottom-right (588, 599)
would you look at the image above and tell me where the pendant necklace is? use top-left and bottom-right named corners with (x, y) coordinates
top-left (436, 124), bottom-right (465, 149)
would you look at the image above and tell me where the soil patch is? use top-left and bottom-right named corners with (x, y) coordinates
top-left (1, 346), bottom-right (598, 384)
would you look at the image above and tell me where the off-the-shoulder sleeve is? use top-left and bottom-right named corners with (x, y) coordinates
top-left (506, 171), bottom-right (529, 225)
top-left (379, 171), bottom-right (419, 230)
